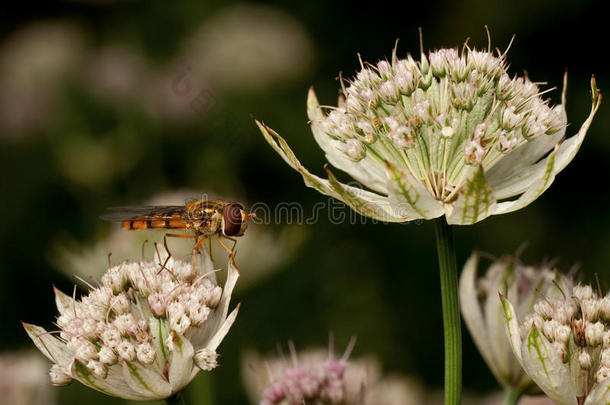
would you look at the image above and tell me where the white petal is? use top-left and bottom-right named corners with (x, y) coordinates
top-left (492, 146), bottom-right (559, 215)
top-left (499, 296), bottom-right (523, 366)
top-left (486, 74), bottom-right (568, 199)
top-left (257, 120), bottom-right (411, 222)
top-left (205, 304), bottom-right (239, 352)
top-left (446, 166), bottom-right (497, 224)
top-left (385, 160), bottom-right (444, 219)
top-left (70, 360), bottom-right (147, 400)
top-left (553, 76), bottom-right (601, 173)
top-left (492, 76), bottom-right (600, 207)
top-left (307, 88), bottom-right (389, 194)
top-left (122, 361), bottom-right (172, 399)
top-left (484, 261), bottom-right (515, 381)
top-left (53, 287), bottom-right (75, 316)
top-left (23, 323), bottom-right (72, 367)
top-left (149, 317), bottom-right (171, 370)
top-left (324, 165), bottom-right (417, 222)
top-left (459, 252), bottom-right (505, 383)
top-left (168, 334), bottom-right (195, 392)
top-left (520, 327), bottom-right (577, 405)
top-left (190, 255), bottom-right (239, 348)
top-left (584, 378), bottom-right (610, 405)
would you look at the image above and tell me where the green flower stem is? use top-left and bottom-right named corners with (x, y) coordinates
top-left (502, 388), bottom-right (523, 405)
top-left (166, 392), bottom-right (187, 405)
top-left (434, 218), bottom-right (462, 405)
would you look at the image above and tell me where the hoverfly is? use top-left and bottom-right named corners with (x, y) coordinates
top-left (101, 199), bottom-right (253, 273)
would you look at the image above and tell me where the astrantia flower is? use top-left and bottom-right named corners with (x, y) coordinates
top-left (244, 339), bottom-right (424, 405)
top-left (23, 245), bottom-right (239, 400)
top-left (257, 43), bottom-right (601, 224)
top-left (460, 251), bottom-right (567, 393)
top-left (256, 340), bottom-right (358, 405)
top-left (501, 281), bottom-right (610, 404)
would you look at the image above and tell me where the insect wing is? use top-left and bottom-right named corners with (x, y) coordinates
top-left (100, 205), bottom-right (187, 222)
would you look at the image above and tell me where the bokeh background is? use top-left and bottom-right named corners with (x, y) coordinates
top-left (1, 1), bottom-right (609, 404)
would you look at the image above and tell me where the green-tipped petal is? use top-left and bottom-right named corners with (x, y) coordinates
top-left (493, 145), bottom-right (559, 215)
top-left (257, 120), bottom-right (409, 222)
top-left (385, 160), bottom-right (444, 219)
top-left (554, 76), bottom-right (601, 172)
top-left (122, 361), bottom-right (172, 399)
top-left (23, 323), bottom-right (72, 367)
top-left (71, 360), bottom-right (147, 400)
top-left (324, 165), bottom-right (412, 222)
top-left (487, 73), bottom-right (569, 199)
top-left (500, 296), bottom-right (523, 366)
top-left (446, 166), bottom-right (496, 225)
top-left (459, 252), bottom-right (505, 383)
top-left (492, 76), bottom-right (600, 213)
top-left (149, 317), bottom-right (171, 371)
top-left (307, 88), bottom-right (389, 194)
top-left (483, 262), bottom-right (514, 380)
top-left (521, 327), bottom-right (577, 405)
top-left (168, 334), bottom-right (195, 392)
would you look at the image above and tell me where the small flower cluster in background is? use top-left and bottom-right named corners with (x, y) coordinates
top-left (24, 246), bottom-right (239, 400)
top-left (243, 338), bottom-right (425, 405)
top-left (502, 278), bottom-right (610, 404)
top-left (459, 250), bottom-right (565, 393)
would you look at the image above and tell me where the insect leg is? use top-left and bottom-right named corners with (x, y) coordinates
top-left (191, 236), bottom-right (208, 278)
top-left (207, 238), bottom-right (213, 261)
top-left (217, 234), bottom-right (237, 256)
top-left (160, 233), bottom-right (197, 276)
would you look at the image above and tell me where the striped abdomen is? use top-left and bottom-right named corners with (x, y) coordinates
top-left (122, 219), bottom-right (188, 230)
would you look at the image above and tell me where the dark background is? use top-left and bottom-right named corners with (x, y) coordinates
top-left (1, 1), bottom-right (609, 404)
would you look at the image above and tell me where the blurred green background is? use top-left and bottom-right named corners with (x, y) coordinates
top-left (1, 0), bottom-right (608, 404)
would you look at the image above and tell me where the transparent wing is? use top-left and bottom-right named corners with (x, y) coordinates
top-left (100, 205), bottom-right (187, 222)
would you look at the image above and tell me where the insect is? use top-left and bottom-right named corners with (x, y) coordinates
top-left (101, 199), bottom-right (253, 273)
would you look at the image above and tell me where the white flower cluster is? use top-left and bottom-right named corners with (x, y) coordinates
top-left (459, 251), bottom-right (559, 391)
top-left (24, 246), bottom-right (239, 400)
top-left (53, 257), bottom-right (222, 382)
top-left (317, 46), bottom-right (565, 198)
top-left (503, 280), bottom-right (610, 405)
top-left (258, 39), bottom-right (600, 224)
top-left (524, 284), bottom-right (610, 384)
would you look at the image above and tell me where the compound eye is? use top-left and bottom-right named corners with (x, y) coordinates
top-left (222, 203), bottom-right (243, 236)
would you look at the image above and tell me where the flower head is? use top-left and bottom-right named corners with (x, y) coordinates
top-left (244, 338), bottom-right (424, 405)
top-left (501, 279), bottom-right (610, 405)
top-left (256, 339), bottom-right (358, 405)
top-left (257, 41), bottom-right (600, 224)
top-left (460, 250), bottom-right (565, 392)
top-left (23, 245), bottom-right (239, 400)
